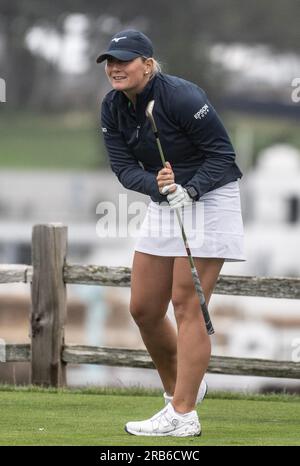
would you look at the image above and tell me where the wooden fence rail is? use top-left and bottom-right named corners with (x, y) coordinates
top-left (0, 223), bottom-right (299, 387)
top-left (5, 344), bottom-right (300, 379)
top-left (1, 263), bottom-right (300, 299)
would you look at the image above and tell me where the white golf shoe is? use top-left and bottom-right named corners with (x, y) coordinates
top-left (163, 378), bottom-right (208, 405)
top-left (125, 402), bottom-right (201, 437)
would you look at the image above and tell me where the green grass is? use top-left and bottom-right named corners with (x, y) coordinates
top-left (0, 385), bottom-right (299, 446)
top-left (0, 110), bottom-right (299, 171)
top-left (226, 112), bottom-right (300, 166)
top-left (0, 112), bottom-right (106, 169)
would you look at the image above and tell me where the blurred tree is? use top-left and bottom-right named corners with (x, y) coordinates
top-left (0, 0), bottom-right (299, 109)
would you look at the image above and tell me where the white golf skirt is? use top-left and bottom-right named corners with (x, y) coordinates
top-left (134, 181), bottom-right (245, 262)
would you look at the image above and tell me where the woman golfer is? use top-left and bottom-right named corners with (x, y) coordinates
top-left (98, 29), bottom-right (245, 437)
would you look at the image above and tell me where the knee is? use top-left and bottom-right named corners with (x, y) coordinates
top-left (171, 292), bottom-right (188, 323)
top-left (171, 291), bottom-right (199, 324)
top-left (129, 301), bottom-right (157, 328)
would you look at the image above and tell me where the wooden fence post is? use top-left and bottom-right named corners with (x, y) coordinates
top-left (31, 224), bottom-right (68, 387)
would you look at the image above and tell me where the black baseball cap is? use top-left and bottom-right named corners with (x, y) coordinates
top-left (96, 29), bottom-right (153, 63)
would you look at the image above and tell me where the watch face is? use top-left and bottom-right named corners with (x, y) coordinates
top-left (187, 186), bottom-right (198, 199)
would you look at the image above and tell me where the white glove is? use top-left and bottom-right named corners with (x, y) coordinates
top-left (162, 184), bottom-right (193, 210)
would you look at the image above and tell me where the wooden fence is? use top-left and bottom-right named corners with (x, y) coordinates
top-left (0, 223), bottom-right (300, 387)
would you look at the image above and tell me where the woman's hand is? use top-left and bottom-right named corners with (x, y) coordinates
top-left (156, 161), bottom-right (177, 194)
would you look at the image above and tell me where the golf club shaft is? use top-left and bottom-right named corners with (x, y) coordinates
top-left (146, 104), bottom-right (214, 335)
top-left (173, 208), bottom-right (214, 334)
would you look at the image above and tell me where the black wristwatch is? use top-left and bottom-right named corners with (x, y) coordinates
top-left (185, 186), bottom-right (198, 201)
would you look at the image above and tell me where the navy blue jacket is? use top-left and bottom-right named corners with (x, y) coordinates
top-left (101, 73), bottom-right (242, 203)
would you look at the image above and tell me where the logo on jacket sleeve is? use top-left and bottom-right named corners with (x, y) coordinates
top-left (194, 104), bottom-right (209, 120)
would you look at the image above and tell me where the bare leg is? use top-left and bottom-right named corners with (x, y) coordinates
top-left (130, 251), bottom-right (177, 395)
top-left (171, 257), bottom-right (224, 413)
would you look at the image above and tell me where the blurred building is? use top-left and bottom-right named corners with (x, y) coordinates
top-left (242, 143), bottom-right (300, 277)
top-left (0, 170), bottom-right (140, 265)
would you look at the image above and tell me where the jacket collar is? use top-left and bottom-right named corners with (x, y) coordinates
top-left (119, 74), bottom-right (157, 121)
top-left (135, 73), bottom-right (157, 107)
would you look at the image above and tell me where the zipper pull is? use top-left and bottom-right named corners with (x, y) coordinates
top-left (136, 125), bottom-right (141, 139)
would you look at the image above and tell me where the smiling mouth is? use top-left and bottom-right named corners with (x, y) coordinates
top-left (113, 76), bottom-right (127, 81)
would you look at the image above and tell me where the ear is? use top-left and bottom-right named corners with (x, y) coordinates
top-left (144, 58), bottom-right (153, 75)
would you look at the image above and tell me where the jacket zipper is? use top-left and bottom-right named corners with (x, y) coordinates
top-left (136, 125), bottom-right (141, 139)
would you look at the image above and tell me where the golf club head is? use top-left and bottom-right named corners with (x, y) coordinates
top-left (146, 100), bottom-right (155, 118)
top-left (146, 100), bottom-right (158, 133)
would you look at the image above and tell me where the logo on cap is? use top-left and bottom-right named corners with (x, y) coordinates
top-left (96, 29), bottom-right (153, 64)
top-left (112, 37), bottom-right (127, 43)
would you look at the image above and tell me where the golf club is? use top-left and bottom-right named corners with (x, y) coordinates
top-left (146, 100), bottom-right (214, 335)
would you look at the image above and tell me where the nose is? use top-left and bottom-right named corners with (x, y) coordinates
top-left (111, 62), bottom-right (121, 72)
